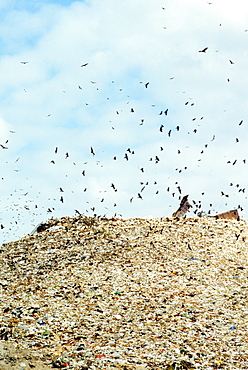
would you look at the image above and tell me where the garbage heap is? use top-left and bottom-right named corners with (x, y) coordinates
top-left (0, 215), bottom-right (248, 370)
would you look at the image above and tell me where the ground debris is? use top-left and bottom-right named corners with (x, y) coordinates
top-left (1, 216), bottom-right (248, 369)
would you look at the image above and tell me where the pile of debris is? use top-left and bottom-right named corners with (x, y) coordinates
top-left (0, 215), bottom-right (248, 369)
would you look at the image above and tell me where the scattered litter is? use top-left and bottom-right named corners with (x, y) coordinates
top-left (1, 215), bottom-right (248, 369)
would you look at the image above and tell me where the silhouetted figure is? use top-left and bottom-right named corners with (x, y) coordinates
top-left (172, 195), bottom-right (192, 218)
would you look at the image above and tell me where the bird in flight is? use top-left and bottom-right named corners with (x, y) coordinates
top-left (81, 63), bottom-right (88, 67)
top-left (199, 47), bottom-right (208, 53)
top-left (20, 61), bottom-right (28, 64)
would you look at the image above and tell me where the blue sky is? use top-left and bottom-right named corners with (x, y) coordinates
top-left (1, 0), bottom-right (248, 244)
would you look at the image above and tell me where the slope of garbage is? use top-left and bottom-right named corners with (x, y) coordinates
top-left (0, 216), bottom-right (248, 369)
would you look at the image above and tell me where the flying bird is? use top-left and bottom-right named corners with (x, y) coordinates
top-left (199, 47), bottom-right (208, 53)
top-left (20, 61), bottom-right (28, 64)
top-left (145, 82), bottom-right (149, 88)
top-left (155, 156), bottom-right (160, 163)
top-left (81, 63), bottom-right (88, 67)
top-left (90, 147), bottom-right (95, 156)
top-left (229, 60), bottom-right (234, 64)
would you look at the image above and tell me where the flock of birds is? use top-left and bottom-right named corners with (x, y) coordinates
top-left (0, 2), bottom-right (247, 244)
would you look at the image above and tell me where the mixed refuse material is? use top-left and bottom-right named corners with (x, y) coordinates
top-left (0, 215), bottom-right (248, 369)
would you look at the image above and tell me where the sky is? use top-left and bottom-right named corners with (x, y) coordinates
top-left (1, 0), bottom-right (248, 244)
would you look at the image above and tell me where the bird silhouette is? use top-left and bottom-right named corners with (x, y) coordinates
top-left (199, 47), bottom-right (208, 53)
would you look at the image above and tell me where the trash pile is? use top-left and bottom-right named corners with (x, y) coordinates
top-left (0, 215), bottom-right (248, 369)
